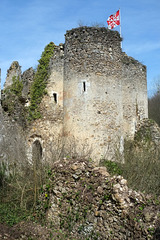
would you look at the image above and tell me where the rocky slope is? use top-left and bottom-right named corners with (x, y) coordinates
top-left (0, 157), bottom-right (160, 239)
top-left (39, 158), bottom-right (160, 239)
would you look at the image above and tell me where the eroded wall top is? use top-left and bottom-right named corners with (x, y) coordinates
top-left (4, 61), bottom-right (22, 89)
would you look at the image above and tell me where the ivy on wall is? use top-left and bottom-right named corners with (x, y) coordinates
top-left (2, 76), bottom-right (23, 115)
top-left (4, 76), bottom-right (23, 97)
top-left (28, 42), bottom-right (55, 121)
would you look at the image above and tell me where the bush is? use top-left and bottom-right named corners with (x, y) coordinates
top-left (99, 159), bottom-right (122, 176)
top-left (3, 76), bottom-right (23, 98)
top-left (2, 76), bottom-right (23, 115)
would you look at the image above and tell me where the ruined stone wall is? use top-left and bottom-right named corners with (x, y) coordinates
top-left (63, 27), bottom-right (123, 161)
top-left (43, 158), bottom-right (160, 239)
top-left (0, 106), bottom-right (27, 170)
top-left (63, 27), bottom-right (147, 162)
top-left (4, 61), bottom-right (22, 89)
top-left (1, 27), bottom-right (148, 165)
top-left (121, 54), bottom-right (148, 138)
top-left (1, 45), bottom-right (64, 167)
top-left (26, 44), bottom-right (64, 165)
top-left (22, 67), bottom-right (35, 100)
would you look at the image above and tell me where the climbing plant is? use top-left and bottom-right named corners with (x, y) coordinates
top-left (28, 42), bottom-right (55, 121)
top-left (4, 76), bottom-right (23, 97)
top-left (2, 76), bottom-right (23, 115)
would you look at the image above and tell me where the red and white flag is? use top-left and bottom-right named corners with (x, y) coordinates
top-left (107, 10), bottom-right (120, 29)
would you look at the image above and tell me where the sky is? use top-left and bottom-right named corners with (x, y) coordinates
top-left (0, 0), bottom-right (160, 97)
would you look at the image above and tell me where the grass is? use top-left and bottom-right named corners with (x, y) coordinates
top-left (121, 145), bottom-right (160, 195)
top-left (100, 140), bottom-right (160, 196)
top-left (0, 161), bottom-right (48, 226)
top-left (0, 199), bottom-right (30, 226)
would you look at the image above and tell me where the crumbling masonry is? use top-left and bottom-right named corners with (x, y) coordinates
top-left (1, 27), bottom-right (148, 165)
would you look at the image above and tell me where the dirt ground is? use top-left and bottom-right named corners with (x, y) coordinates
top-left (0, 222), bottom-right (53, 240)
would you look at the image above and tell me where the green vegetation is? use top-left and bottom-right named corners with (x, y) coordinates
top-left (1, 42), bottom-right (55, 123)
top-left (0, 163), bottom-right (30, 226)
top-left (134, 127), bottom-right (152, 144)
top-left (28, 42), bottom-right (55, 121)
top-left (101, 140), bottom-right (160, 196)
top-left (0, 161), bottom-right (48, 226)
top-left (148, 92), bottom-right (160, 127)
top-left (99, 159), bottom-right (122, 176)
top-left (121, 142), bottom-right (160, 195)
top-left (148, 76), bottom-right (160, 127)
top-left (0, 162), bottom-right (7, 188)
top-left (7, 76), bottom-right (23, 97)
top-left (0, 151), bottom-right (160, 238)
top-left (0, 200), bottom-right (30, 226)
top-left (2, 76), bottom-right (23, 115)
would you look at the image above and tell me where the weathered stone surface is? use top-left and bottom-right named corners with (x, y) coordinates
top-left (63, 26), bottom-right (148, 162)
top-left (0, 26), bottom-right (159, 240)
top-left (39, 158), bottom-right (160, 239)
top-left (4, 61), bottom-right (22, 89)
top-left (0, 107), bottom-right (27, 170)
top-left (1, 26), bottom-right (148, 165)
top-left (93, 166), bottom-right (110, 177)
top-left (135, 118), bottom-right (160, 146)
top-left (22, 67), bottom-right (35, 100)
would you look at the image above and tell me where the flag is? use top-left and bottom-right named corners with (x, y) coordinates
top-left (107, 10), bottom-right (120, 29)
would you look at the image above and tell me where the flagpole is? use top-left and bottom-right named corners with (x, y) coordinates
top-left (119, 8), bottom-right (122, 49)
top-left (0, 68), bottom-right (1, 102)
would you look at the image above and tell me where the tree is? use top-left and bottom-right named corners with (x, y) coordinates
top-left (148, 78), bottom-right (160, 126)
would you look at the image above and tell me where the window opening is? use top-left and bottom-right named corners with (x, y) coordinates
top-left (83, 81), bottom-right (86, 92)
top-left (32, 140), bottom-right (42, 169)
top-left (53, 93), bottom-right (57, 103)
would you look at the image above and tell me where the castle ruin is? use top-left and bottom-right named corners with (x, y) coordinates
top-left (1, 27), bottom-right (148, 165)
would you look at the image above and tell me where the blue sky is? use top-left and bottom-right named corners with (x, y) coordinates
top-left (0, 0), bottom-right (160, 97)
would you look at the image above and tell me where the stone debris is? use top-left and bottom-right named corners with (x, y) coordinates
top-left (39, 158), bottom-right (160, 239)
top-left (0, 158), bottom-right (160, 239)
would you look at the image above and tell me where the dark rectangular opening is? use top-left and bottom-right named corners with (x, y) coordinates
top-left (53, 93), bottom-right (57, 103)
top-left (83, 82), bottom-right (86, 92)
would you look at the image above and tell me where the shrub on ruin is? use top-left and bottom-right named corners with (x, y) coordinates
top-left (99, 159), bottom-right (122, 176)
top-left (2, 76), bottom-right (24, 115)
top-left (28, 42), bottom-right (55, 121)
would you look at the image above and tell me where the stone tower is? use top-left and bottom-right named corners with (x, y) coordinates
top-left (1, 27), bottom-right (148, 164)
top-left (63, 27), bottom-right (148, 161)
